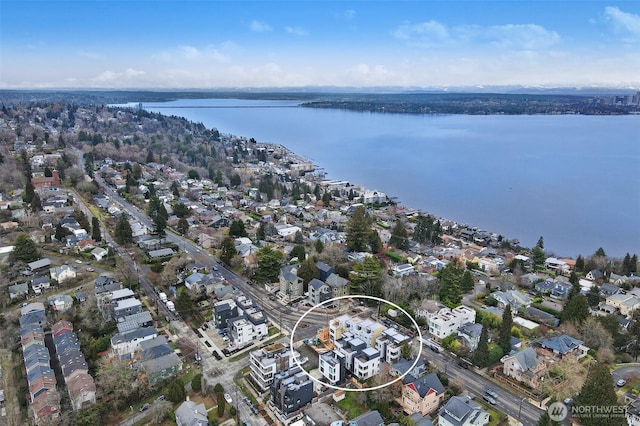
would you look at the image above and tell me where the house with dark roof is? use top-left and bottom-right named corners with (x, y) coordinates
top-left (325, 273), bottom-right (349, 298)
top-left (308, 278), bottom-right (331, 306)
top-left (438, 395), bottom-right (489, 426)
top-left (402, 372), bottom-right (445, 415)
top-left (349, 410), bottom-right (385, 426)
top-left (315, 261), bottom-right (336, 281)
top-left (457, 323), bottom-right (483, 351)
top-left (390, 357), bottom-right (425, 379)
top-left (66, 372), bottom-right (96, 411)
top-left (502, 347), bottom-right (545, 389)
top-left (600, 283), bottom-right (622, 297)
top-left (534, 333), bottom-right (588, 360)
top-left (139, 339), bottom-right (183, 385)
top-left (279, 264), bottom-right (304, 300)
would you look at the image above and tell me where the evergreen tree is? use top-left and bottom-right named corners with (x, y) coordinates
top-left (575, 362), bottom-right (625, 426)
top-left (166, 378), bottom-right (186, 404)
top-left (294, 231), bottom-right (304, 244)
top-left (632, 254), bottom-right (638, 274)
top-left (345, 206), bottom-right (371, 252)
top-left (532, 245), bottom-right (545, 267)
top-left (12, 232), bottom-right (40, 263)
top-left (314, 238), bottom-right (324, 254)
top-left (349, 257), bottom-right (382, 297)
top-left (536, 411), bottom-right (561, 426)
top-left (229, 219), bottom-right (247, 237)
top-left (563, 293), bottom-right (589, 324)
top-left (74, 209), bottom-right (91, 232)
top-left (536, 236), bottom-right (544, 249)
top-left (30, 193), bottom-right (42, 212)
top-left (55, 224), bottom-right (72, 242)
top-left (594, 247), bottom-right (606, 257)
top-left (91, 217), bottom-right (102, 242)
top-left (473, 323), bottom-right (489, 367)
top-left (220, 237), bottom-right (236, 265)
top-left (575, 255), bottom-right (585, 272)
top-left (460, 270), bottom-right (475, 292)
top-left (389, 220), bottom-right (409, 250)
top-left (586, 285), bottom-right (601, 307)
top-left (153, 213), bottom-right (167, 239)
top-left (297, 258), bottom-right (320, 291)
top-left (256, 222), bottom-right (266, 241)
top-left (171, 180), bottom-right (180, 198)
top-left (368, 230), bottom-right (383, 254)
top-left (290, 245), bottom-right (306, 262)
top-left (499, 305), bottom-right (513, 354)
top-left (254, 246), bottom-right (285, 283)
top-left (438, 261), bottom-right (463, 307)
top-left (114, 215), bottom-right (133, 245)
top-left (177, 218), bottom-right (189, 235)
top-left (23, 180), bottom-right (35, 204)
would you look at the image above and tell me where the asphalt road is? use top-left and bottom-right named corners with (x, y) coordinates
top-left (90, 168), bottom-right (546, 426)
top-left (423, 340), bottom-right (545, 425)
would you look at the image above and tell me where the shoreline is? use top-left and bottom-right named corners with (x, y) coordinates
top-left (137, 101), bottom-right (639, 259)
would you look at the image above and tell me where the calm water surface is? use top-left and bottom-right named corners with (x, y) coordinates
top-left (142, 99), bottom-right (640, 258)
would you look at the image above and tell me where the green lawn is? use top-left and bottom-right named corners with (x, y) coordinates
top-left (336, 392), bottom-right (367, 419)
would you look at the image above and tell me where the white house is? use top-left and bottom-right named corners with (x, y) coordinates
top-left (110, 327), bottom-right (158, 361)
top-left (428, 306), bottom-right (476, 340)
top-left (50, 265), bottom-right (77, 284)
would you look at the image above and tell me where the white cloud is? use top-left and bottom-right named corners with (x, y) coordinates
top-left (483, 24), bottom-right (560, 50)
top-left (92, 68), bottom-right (146, 84)
top-left (392, 20), bottom-right (560, 50)
top-left (392, 20), bottom-right (449, 42)
top-left (250, 20), bottom-right (272, 33)
top-left (285, 26), bottom-right (307, 36)
top-left (76, 50), bottom-right (105, 60)
top-left (604, 6), bottom-right (640, 38)
top-left (180, 45), bottom-right (200, 59)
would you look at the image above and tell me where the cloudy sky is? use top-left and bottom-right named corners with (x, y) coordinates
top-left (1, 1), bottom-right (639, 89)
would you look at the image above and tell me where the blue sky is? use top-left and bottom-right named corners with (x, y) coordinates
top-left (1, 1), bottom-right (639, 89)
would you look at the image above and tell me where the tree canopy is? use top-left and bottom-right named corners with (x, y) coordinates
top-left (575, 362), bottom-right (625, 426)
top-left (389, 220), bottom-right (409, 250)
top-left (254, 246), bottom-right (285, 283)
top-left (349, 256), bottom-right (383, 297)
top-left (412, 214), bottom-right (443, 245)
top-left (498, 305), bottom-right (513, 354)
top-left (114, 215), bottom-right (133, 245)
top-left (345, 206), bottom-right (372, 252)
top-left (438, 261), bottom-right (463, 307)
top-left (229, 219), bottom-right (247, 238)
top-left (12, 232), bottom-right (40, 263)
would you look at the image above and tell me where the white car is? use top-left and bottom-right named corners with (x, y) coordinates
top-left (224, 393), bottom-right (233, 404)
top-left (617, 379), bottom-right (627, 387)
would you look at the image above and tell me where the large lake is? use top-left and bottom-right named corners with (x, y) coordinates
top-left (141, 98), bottom-right (640, 259)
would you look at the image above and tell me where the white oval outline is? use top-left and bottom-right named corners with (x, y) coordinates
top-left (290, 295), bottom-right (423, 392)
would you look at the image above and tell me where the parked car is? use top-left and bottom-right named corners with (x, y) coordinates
top-left (156, 394), bottom-right (166, 401)
top-left (139, 403), bottom-right (150, 412)
top-left (617, 379), bottom-right (627, 387)
top-left (224, 393), bottom-right (233, 404)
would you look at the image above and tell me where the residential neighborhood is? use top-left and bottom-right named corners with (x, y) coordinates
top-left (0, 101), bottom-right (638, 426)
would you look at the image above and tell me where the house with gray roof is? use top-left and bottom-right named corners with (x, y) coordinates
top-left (349, 410), bottom-right (384, 426)
top-left (279, 264), bottom-right (304, 300)
top-left (402, 372), bottom-right (445, 415)
top-left (28, 258), bottom-right (51, 272)
top-left (390, 358), bottom-right (425, 379)
top-left (175, 399), bottom-right (208, 426)
top-left (139, 340), bottom-right (182, 385)
top-left (308, 278), bottom-right (331, 306)
top-left (326, 273), bottom-right (349, 298)
top-left (111, 327), bottom-right (158, 361)
top-left (9, 282), bottom-right (29, 299)
top-left (502, 347), bottom-right (545, 389)
top-left (438, 395), bottom-right (489, 426)
top-left (457, 322), bottom-right (483, 351)
top-left (534, 333), bottom-right (588, 359)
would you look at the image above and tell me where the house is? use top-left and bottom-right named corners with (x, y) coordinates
top-left (49, 294), bottom-right (73, 312)
top-left (315, 261), bottom-right (336, 281)
top-left (606, 294), bottom-right (640, 316)
top-left (91, 247), bottom-right (108, 261)
top-left (110, 326), bottom-right (158, 361)
top-left (28, 258), bottom-right (52, 272)
top-left (457, 323), bottom-right (483, 351)
top-left (402, 372), bottom-right (446, 416)
top-left (249, 343), bottom-right (294, 392)
top-left (428, 306), bottom-right (476, 340)
top-left (502, 347), bottom-right (545, 389)
top-left (544, 257), bottom-right (570, 273)
top-left (139, 338), bottom-right (183, 385)
top-left (66, 372), bottom-right (96, 411)
top-left (9, 282), bottom-right (30, 299)
top-left (175, 399), bottom-right (208, 426)
top-left (148, 248), bottom-right (174, 259)
top-left (534, 333), bottom-right (588, 359)
top-left (600, 283), bottom-right (622, 297)
top-left (279, 264), bottom-right (304, 300)
top-left (270, 366), bottom-right (314, 415)
top-left (326, 273), bottom-right (349, 298)
top-left (213, 299), bottom-right (238, 329)
top-left (438, 395), bottom-right (490, 426)
top-left (50, 265), bottom-right (77, 283)
top-left (308, 279), bottom-right (331, 306)
top-left (349, 410), bottom-right (385, 426)
top-left (390, 358), bottom-right (426, 379)
top-left (392, 263), bottom-right (416, 277)
top-left (491, 290), bottom-right (532, 311)
top-left (586, 269), bottom-right (605, 282)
